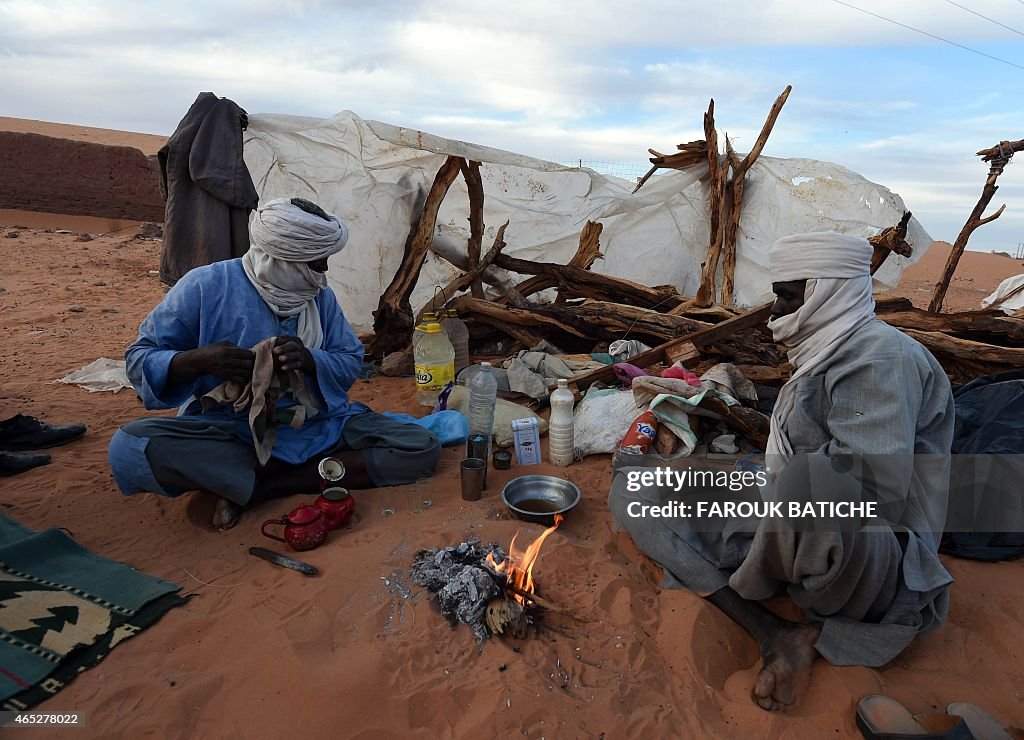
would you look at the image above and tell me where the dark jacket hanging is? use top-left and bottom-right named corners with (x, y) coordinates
top-left (158, 92), bottom-right (259, 285)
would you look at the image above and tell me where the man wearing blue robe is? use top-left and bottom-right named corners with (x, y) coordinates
top-left (109, 198), bottom-right (441, 528)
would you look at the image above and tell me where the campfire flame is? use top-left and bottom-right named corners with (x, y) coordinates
top-left (487, 514), bottom-right (564, 605)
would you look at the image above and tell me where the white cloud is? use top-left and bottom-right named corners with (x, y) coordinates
top-left (1, 0), bottom-right (1022, 251)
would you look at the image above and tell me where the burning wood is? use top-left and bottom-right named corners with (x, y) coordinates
top-left (485, 514), bottom-right (564, 606)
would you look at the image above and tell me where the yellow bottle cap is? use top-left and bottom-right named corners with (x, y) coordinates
top-left (422, 323), bottom-right (443, 333)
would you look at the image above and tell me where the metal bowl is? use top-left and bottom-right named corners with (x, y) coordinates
top-left (501, 475), bottom-right (581, 525)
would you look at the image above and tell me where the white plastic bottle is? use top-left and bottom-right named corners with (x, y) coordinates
top-left (442, 309), bottom-right (471, 374)
top-left (467, 362), bottom-right (498, 474)
top-left (548, 379), bottom-right (575, 466)
top-left (414, 323), bottom-right (455, 406)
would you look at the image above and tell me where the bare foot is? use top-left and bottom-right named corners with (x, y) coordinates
top-left (212, 498), bottom-right (241, 530)
top-left (752, 623), bottom-right (820, 711)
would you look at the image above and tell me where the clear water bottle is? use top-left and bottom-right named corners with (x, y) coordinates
top-left (442, 309), bottom-right (471, 374)
top-left (467, 362), bottom-right (498, 482)
top-left (414, 323), bottom-right (455, 406)
top-left (548, 379), bottom-right (575, 466)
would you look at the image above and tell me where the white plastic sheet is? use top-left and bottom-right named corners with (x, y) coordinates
top-left (982, 274), bottom-right (1024, 314)
top-left (244, 111), bottom-right (931, 333)
top-left (55, 358), bottom-right (132, 393)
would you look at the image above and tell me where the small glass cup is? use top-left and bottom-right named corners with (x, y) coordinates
top-left (380, 488), bottom-right (398, 517)
top-left (406, 478), bottom-right (430, 515)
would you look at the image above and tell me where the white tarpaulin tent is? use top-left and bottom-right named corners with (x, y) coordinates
top-left (244, 111), bottom-right (931, 333)
top-left (982, 274), bottom-right (1024, 314)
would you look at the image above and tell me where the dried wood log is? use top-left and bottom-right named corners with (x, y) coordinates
top-left (878, 307), bottom-right (1024, 343)
top-left (416, 221), bottom-right (509, 323)
top-left (505, 583), bottom-right (588, 621)
top-left (899, 329), bottom-right (1024, 366)
top-left (868, 210), bottom-right (913, 273)
top-left (977, 138), bottom-right (1024, 163)
top-left (503, 221), bottom-right (603, 303)
top-left (633, 141), bottom-right (709, 194)
top-left (665, 341), bottom-right (700, 366)
top-left (694, 99), bottom-right (728, 308)
top-left (735, 364), bottom-right (792, 383)
top-left (556, 221), bottom-right (603, 304)
top-left (369, 155), bottom-right (463, 357)
top-left (453, 296), bottom-right (707, 344)
top-left (666, 302), bottom-right (738, 321)
top-left (929, 140), bottom-right (1021, 313)
top-left (697, 394), bottom-right (770, 450)
top-left (492, 253), bottom-right (685, 310)
top-left (461, 160), bottom-right (486, 298)
top-left (721, 85), bottom-right (792, 306)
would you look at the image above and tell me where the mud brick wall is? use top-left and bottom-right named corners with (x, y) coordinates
top-left (0, 131), bottom-right (164, 221)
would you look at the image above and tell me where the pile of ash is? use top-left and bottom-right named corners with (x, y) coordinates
top-left (411, 539), bottom-right (507, 642)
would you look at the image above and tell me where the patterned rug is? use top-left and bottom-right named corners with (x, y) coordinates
top-left (0, 515), bottom-right (185, 710)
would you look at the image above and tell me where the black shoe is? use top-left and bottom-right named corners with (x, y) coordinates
top-left (0, 450), bottom-right (51, 476)
top-left (0, 414), bottom-right (87, 450)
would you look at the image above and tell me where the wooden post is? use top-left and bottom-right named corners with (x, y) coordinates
top-left (460, 160), bottom-right (486, 298)
top-left (928, 139), bottom-right (1022, 313)
top-left (693, 99), bottom-right (728, 308)
top-left (369, 156), bottom-right (463, 357)
top-left (721, 85), bottom-right (792, 306)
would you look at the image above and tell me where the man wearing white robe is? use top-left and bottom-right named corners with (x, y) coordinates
top-left (609, 232), bottom-right (954, 711)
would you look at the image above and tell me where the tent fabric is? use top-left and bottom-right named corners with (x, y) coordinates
top-left (243, 111), bottom-right (931, 333)
top-left (981, 273), bottom-right (1024, 314)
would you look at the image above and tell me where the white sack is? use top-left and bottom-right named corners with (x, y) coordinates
top-left (573, 389), bottom-right (645, 459)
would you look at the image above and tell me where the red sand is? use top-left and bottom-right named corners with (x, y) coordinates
top-left (1, 121), bottom-right (1022, 738)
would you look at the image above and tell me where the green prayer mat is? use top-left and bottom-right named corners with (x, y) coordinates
top-left (0, 515), bottom-right (186, 710)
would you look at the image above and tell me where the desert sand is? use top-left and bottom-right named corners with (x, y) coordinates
top-left (1, 121), bottom-right (1022, 739)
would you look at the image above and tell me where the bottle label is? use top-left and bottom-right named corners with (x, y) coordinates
top-left (416, 363), bottom-right (454, 391)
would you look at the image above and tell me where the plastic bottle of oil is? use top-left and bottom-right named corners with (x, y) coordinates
top-left (414, 322), bottom-right (455, 406)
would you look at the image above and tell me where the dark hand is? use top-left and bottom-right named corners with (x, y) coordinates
top-left (273, 335), bottom-right (315, 374)
top-left (189, 341), bottom-right (255, 383)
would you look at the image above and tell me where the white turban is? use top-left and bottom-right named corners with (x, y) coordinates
top-left (243, 198), bottom-right (349, 349)
top-left (768, 231), bottom-right (873, 282)
top-left (764, 231), bottom-right (876, 469)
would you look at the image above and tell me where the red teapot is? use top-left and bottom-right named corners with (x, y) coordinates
top-left (316, 487), bottom-right (356, 530)
top-left (262, 504), bottom-right (330, 552)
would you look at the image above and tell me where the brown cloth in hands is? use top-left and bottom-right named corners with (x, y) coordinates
top-left (158, 92), bottom-right (259, 285)
top-left (201, 338), bottom-right (318, 465)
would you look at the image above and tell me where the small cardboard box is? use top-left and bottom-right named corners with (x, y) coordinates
top-left (511, 417), bottom-right (542, 465)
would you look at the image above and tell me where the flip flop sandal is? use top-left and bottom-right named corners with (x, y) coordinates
top-left (946, 703), bottom-right (1012, 740)
top-left (856, 695), bottom-right (974, 740)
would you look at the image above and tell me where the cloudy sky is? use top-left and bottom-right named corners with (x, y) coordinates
top-left (2, 0), bottom-right (1022, 252)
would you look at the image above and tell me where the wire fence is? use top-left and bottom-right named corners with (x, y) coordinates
top-left (559, 160), bottom-right (664, 184)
